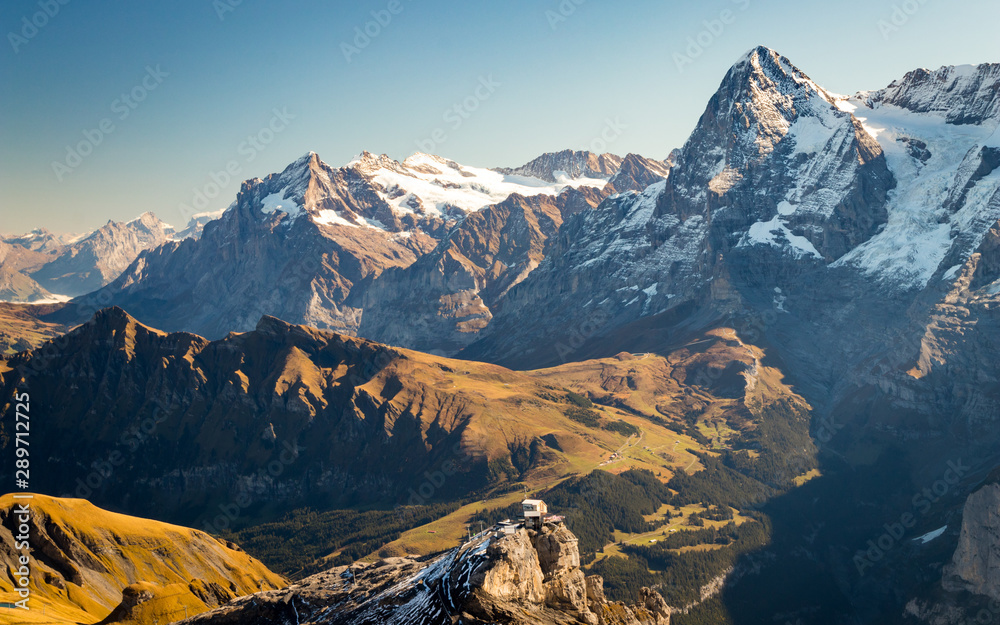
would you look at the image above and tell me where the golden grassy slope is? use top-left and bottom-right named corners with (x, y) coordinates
top-left (0, 494), bottom-right (285, 625)
top-left (0, 303), bottom-right (69, 356)
top-left (362, 327), bottom-right (810, 559)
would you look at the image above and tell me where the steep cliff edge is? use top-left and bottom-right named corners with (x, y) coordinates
top-left (943, 483), bottom-right (1000, 599)
top-left (179, 523), bottom-right (670, 625)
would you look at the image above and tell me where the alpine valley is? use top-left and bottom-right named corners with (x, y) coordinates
top-left (3, 46), bottom-right (1000, 624)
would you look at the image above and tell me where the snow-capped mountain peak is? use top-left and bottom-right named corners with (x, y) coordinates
top-left (864, 62), bottom-right (1000, 125)
top-left (829, 65), bottom-right (1000, 290)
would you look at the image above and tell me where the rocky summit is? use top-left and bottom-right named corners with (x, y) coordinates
top-left (179, 522), bottom-right (669, 625)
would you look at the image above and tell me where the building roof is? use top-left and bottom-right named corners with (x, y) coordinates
top-left (522, 499), bottom-right (544, 506)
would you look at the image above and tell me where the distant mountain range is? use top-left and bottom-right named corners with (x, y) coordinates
top-left (0, 210), bottom-right (222, 301)
top-left (3, 45), bottom-right (1000, 624)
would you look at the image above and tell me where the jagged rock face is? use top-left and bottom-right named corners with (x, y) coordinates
top-left (464, 46), bottom-right (897, 369)
top-left (533, 524), bottom-right (581, 579)
top-left (828, 220), bottom-right (1000, 453)
top-left (179, 525), bottom-right (665, 625)
top-left (54, 154), bottom-right (440, 338)
top-left (2, 228), bottom-right (76, 253)
top-left (54, 152), bottom-right (623, 339)
top-left (667, 45), bottom-right (892, 256)
top-left (497, 150), bottom-right (623, 183)
top-left (354, 188), bottom-right (604, 354)
top-left (461, 178), bottom-right (714, 368)
top-left (473, 529), bottom-right (546, 605)
top-left (867, 63), bottom-right (1000, 125)
top-left (461, 49), bottom-right (1000, 462)
top-left (605, 154), bottom-right (672, 194)
top-left (0, 215), bottom-right (226, 302)
top-left (943, 483), bottom-right (1000, 599)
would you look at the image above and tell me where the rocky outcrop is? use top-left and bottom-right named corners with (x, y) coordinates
top-left (605, 153), bottom-right (671, 194)
top-left (473, 529), bottom-right (546, 605)
top-left (180, 524), bottom-right (667, 625)
top-left (943, 483), bottom-right (1000, 599)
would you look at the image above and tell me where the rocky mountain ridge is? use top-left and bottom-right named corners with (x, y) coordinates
top-left (50, 149), bottom-right (660, 339)
top-left (495, 149), bottom-right (624, 183)
top-left (180, 523), bottom-right (669, 625)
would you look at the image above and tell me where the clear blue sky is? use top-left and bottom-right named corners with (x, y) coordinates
top-left (2, 0), bottom-right (998, 234)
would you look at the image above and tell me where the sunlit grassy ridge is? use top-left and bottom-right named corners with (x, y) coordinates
top-left (0, 303), bottom-right (68, 356)
top-left (355, 327), bottom-right (814, 565)
top-left (0, 494), bottom-right (285, 624)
